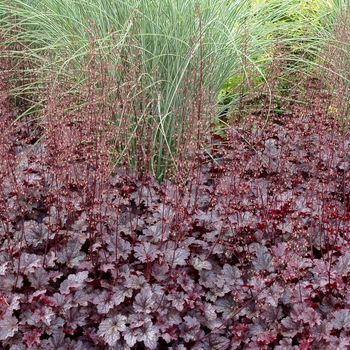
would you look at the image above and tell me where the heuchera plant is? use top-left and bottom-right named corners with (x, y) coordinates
top-left (1, 94), bottom-right (350, 349)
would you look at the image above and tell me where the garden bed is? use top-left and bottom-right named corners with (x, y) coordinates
top-left (0, 108), bottom-right (349, 349)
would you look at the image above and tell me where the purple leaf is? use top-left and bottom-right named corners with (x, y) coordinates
top-left (125, 274), bottom-right (148, 290)
top-left (157, 305), bottom-right (182, 327)
top-left (112, 285), bottom-right (133, 306)
top-left (0, 315), bottom-right (18, 341)
top-left (66, 290), bottom-right (90, 308)
top-left (128, 312), bottom-right (151, 328)
top-left (142, 223), bottom-right (168, 243)
top-left (167, 291), bottom-right (186, 311)
top-left (177, 271), bottom-right (195, 292)
top-left (335, 251), bottom-right (350, 275)
top-left (64, 307), bottom-right (89, 329)
top-left (56, 238), bottom-right (86, 267)
top-left (252, 245), bottom-right (274, 272)
top-left (195, 334), bottom-right (230, 350)
top-left (59, 271), bottom-right (88, 294)
top-left (70, 213), bottom-right (88, 232)
top-left (261, 304), bottom-right (283, 323)
top-left (68, 270), bottom-right (88, 283)
top-left (272, 242), bottom-right (288, 258)
top-left (13, 253), bottom-right (41, 275)
top-left (291, 303), bottom-right (321, 327)
top-left (311, 320), bottom-right (333, 340)
top-left (152, 263), bottom-right (170, 282)
top-left (215, 296), bottom-right (239, 318)
top-left (24, 221), bottom-right (48, 247)
top-left (327, 335), bottom-right (350, 349)
top-left (0, 293), bottom-right (21, 316)
top-left (256, 331), bottom-right (277, 345)
top-left (331, 309), bottom-right (350, 330)
top-left (221, 263), bottom-right (242, 286)
top-left (98, 314), bottom-right (127, 346)
top-left (106, 236), bottom-right (132, 260)
top-left (280, 316), bottom-right (303, 337)
top-left (190, 256), bottom-right (212, 271)
top-left (49, 293), bottom-right (67, 309)
top-left (0, 262), bottom-right (9, 275)
top-left (92, 289), bottom-right (126, 314)
top-left (123, 327), bottom-right (137, 347)
top-left (199, 268), bottom-right (230, 301)
top-left (28, 289), bottom-right (46, 303)
top-left (0, 273), bottom-right (23, 291)
top-left (258, 283), bottom-right (285, 308)
top-left (134, 242), bottom-right (159, 263)
top-left (23, 327), bottom-right (43, 347)
top-left (134, 287), bottom-right (155, 314)
top-left (41, 331), bottom-right (70, 349)
top-left (202, 302), bottom-right (217, 321)
top-left (180, 316), bottom-right (200, 343)
top-left (27, 267), bottom-right (50, 288)
top-left (164, 247), bottom-right (190, 268)
top-left (27, 305), bottom-right (55, 327)
top-left (134, 320), bottom-right (159, 349)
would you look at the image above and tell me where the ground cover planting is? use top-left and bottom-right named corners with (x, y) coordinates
top-left (0, 0), bottom-right (350, 348)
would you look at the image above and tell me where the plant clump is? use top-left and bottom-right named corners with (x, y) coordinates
top-left (0, 90), bottom-right (350, 348)
top-left (0, 0), bottom-right (350, 349)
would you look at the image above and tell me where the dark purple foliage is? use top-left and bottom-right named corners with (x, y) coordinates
top-left (0, 108), bottom-right (349, 349)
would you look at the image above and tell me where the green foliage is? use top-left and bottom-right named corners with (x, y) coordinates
top-left (217, 0), bottom-right (350, 126)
